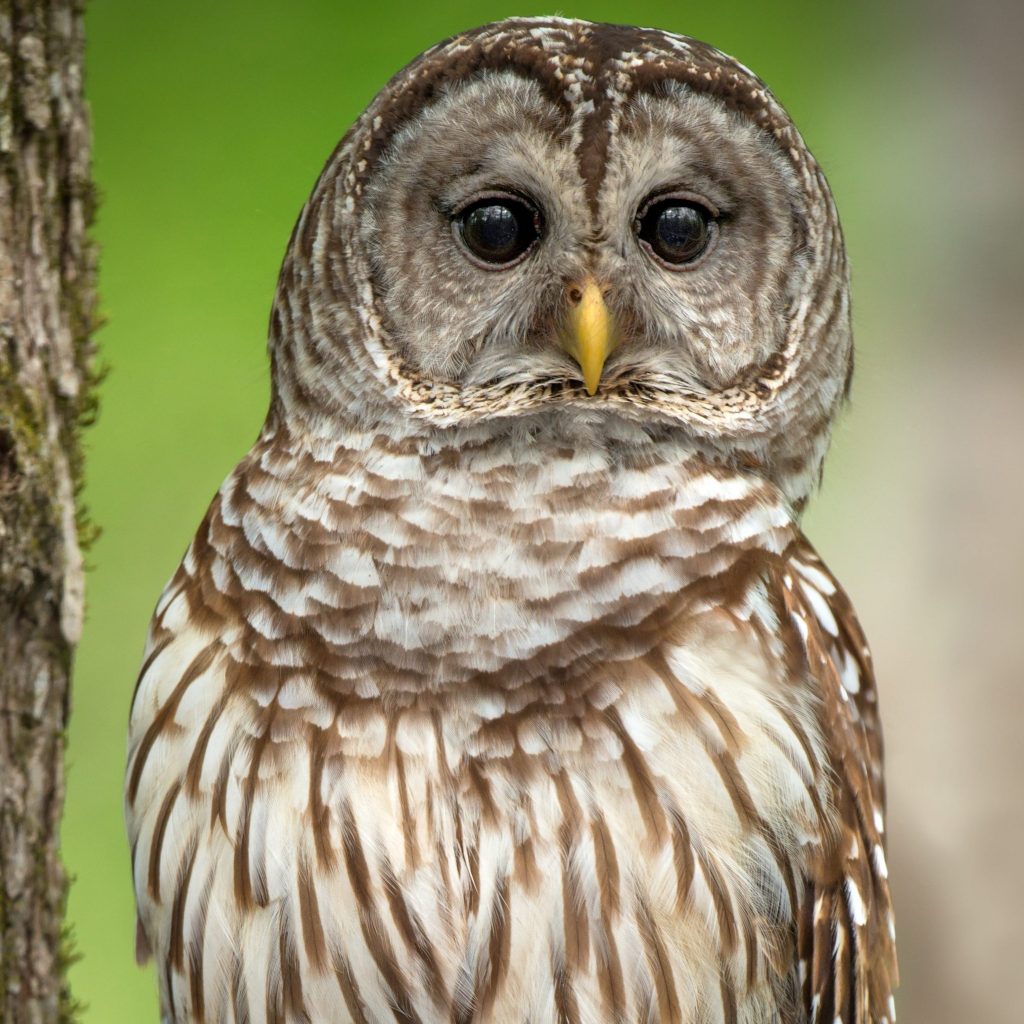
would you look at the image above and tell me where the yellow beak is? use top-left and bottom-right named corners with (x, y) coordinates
top-left (562, 277), bottom-right (614, 396)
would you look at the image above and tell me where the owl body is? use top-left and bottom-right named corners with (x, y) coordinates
top-left (128, 18), bottom-right (896, 1024)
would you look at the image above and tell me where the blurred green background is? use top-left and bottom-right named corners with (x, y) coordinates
top-left (67, 1), bottom-right (1022, 1021)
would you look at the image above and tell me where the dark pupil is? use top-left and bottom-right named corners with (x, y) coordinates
top-left (460, 201), bottom-right (536, 263)
top-left (640, 201), bottom-right (711, 264)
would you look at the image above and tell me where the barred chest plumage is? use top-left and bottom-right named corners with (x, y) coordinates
top-left (127, 425), bottom-right (849, 1024)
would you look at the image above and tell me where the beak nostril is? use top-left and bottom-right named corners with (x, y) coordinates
top-left (560, 276), bottom-right (615, 396)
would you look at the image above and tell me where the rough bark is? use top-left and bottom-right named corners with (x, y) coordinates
top-left (0, 1), bottom-right (96, 1020)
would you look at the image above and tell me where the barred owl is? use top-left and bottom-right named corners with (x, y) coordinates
top-left (126, 18), bottom-right (897, 1024)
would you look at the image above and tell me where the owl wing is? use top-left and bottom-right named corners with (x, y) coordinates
top-left (780, 536), bottom-right (898, 1024)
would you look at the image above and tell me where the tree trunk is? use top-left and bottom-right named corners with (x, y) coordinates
top-left (0, 1), bottom-right (96, 1020)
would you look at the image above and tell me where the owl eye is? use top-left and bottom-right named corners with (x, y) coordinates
top-left (456, 197), bottom-right (541, 266)
top-left (636, 198), bottom-right (714, 266)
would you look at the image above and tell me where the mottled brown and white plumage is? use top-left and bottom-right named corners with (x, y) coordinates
top-left (126, 18), bottom-right (897, 1023)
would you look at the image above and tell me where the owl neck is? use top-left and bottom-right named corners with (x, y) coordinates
top-left (203, 415), bottom-right (797, 691)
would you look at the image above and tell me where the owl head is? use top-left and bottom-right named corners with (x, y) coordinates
top-left (266, 18), bottom-right (852, 509)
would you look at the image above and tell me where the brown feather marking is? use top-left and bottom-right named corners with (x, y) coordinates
top-left (591, 814), bottom-right (620, 920)
top-left (435, 830), bottom-right (454, 916)
top-left (711, 745), bottom-right (759, 829)
top-left (456, 868), bottom-right (512, 1023)
top-left (553, 957), bottom-right (582, 1024)
top-left (694, 686), bottom-right (746, 755)
top-left (648, 652), bottom-right (751, 815)
top-left (230, 951), bottom-right (250, 1024)
top-left (466, 757), bottom-right (499, 828)
top-left (742, 905), bottom-right (759, 991)
top-left (393, 745), bottom-right (420, 871)
top-left (591, 814), bottom-right (628, 1021)
top-left (147, 777), bottom-right (182, 902)
top-left (605, 707), bottom-right (667, 845)
top-left (187, 866), bottom-right (215, 1024)
top-left (481, 870), bottom-right (512, 1014)
top-left (424, 776), bottom-right (436, 847)
top-left (297, 853), bottom-right (327, 974)
top-left (719, 952), bottom-right (739, 1024)
top-left (665, 803), bottom-right (695, 910)
top-left (647, 653), bottom-right (753, 826)
top-left (810, 890), bottom-right (834, 1023)
top-left (717, 747), bottom-right (799, 917)
top-left (331, 950), bottom-right (370, 1024)
top-left (209, 732), bottom-right (238, 834)
top-left (164, 943), bottom-right (179, 1022)
top-left (264, 945), bottom-right (284, 1024)
top-left (594, 937), bottom-right (627, 1024)
top-left (340, 800), bottom-right (424, 1024)
top-left (185, 695), bottom-right (228, 797)
top-left (278, 925), bottom-right (309, 1024)
top-left (832, 893), bottom-right (852, 1023)
top-left (763, 717), bottom-right (828, 827)
top-left (638, 900), bottom-right (682, 1024)
top-left (796, 880), bottom-right (814, 1010)
top-left (168, 835), bottom-right (198, 974)
top-left (465, 835), bottom-right (481, 920)
top-left (380, 858), bottom-right (447, 1008)
top-left (555, 771), bottom-right (590, 975)
top-left (134, 911), bottom-right (152, 966)
top-left (431, 709), bottom-right (456, 786)
top-left (129, 631), bottom-right (174, 718)
top-left (234, 728), bottom-right (271, 910)
top-left (697, 849), bottom-right (739, 955)
top-left (513, 831), bottom-right (539, 895)
top-left (652, 648), bottom-right (800, 915)
top-left (307, 729), bottom-right (335, 869)
top-left (128, 642), bottom-right (220, 805)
